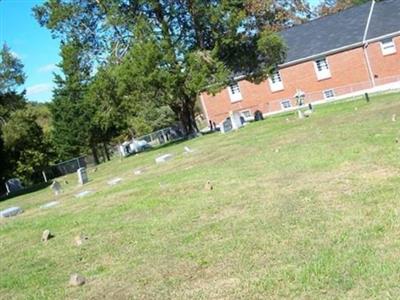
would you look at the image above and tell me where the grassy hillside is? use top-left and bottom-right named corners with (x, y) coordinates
top-left (1, 92), bottom-right (400, 299)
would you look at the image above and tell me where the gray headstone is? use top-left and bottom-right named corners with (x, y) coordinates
top-left (155, 154), bottom-right (173, 164)
top-left (77, 167), bottom-right (88, 185)
top-left (5, 178), bottom-right (23, 194)
top-left (50, 181), bottom-right (62, 195)
top-left (107, 178), bottom-right (123, 186)
top-left (0, 206), bottom-right (23, 218)
top-left (222, 118), bottom-right (233, 133)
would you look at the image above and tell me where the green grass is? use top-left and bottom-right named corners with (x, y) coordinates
top-left (1, 92), bottom-right (400, 299)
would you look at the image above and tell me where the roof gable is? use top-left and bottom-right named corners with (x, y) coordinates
top-left (279, 0), bottom-right (400, 64)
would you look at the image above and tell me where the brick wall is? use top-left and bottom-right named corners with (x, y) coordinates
top-left (367, 36), bottom-right (400, 85)
top-left (201, 35), bottom-right (400, 124)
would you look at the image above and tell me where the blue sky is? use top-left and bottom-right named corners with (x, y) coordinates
top-left (0, 0), bottom-right (320, 102)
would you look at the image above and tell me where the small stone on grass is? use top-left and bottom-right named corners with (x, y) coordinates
top-left (75, 234), bottom-right (89, 246)
top-left (41, 229), bottom-right (54, 242)
top-left (205, 181), bottom-right (213, 191)
top-left (69, 273), bottom-right (85, 286)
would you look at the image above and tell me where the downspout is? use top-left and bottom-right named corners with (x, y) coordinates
top-left (362, 0), bottom-right (376, 87)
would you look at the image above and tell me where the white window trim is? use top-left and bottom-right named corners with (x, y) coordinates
top-left (323, 89), bottom-right (336, 99)
top-left (280, 100), bottom-right (292, 110)
top-left (240, 109), bottom-right (252, 119)
top-left (268, 71), bottom-right (284, 92)
top-left (380, 39), bottom-right (396, 56)
top-left (314, 58), bottom-right (331, 81)
top-left (228, 82), bottom-right (242, 103)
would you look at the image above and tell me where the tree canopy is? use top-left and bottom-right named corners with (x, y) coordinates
top-left (34, 0), bottom-right (295, 135)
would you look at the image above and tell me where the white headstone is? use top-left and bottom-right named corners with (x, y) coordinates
top-left (0, 206), bottom-right (23, 218)
top-left (184, 146), bottom-right (194, 153)
top-left (107, 178), bottom-right (123, 186)
top-left (75, 190), bottom-right (92, 198)
top-left (77, 167), bottom-right (88, 185)
top-left (134, 169), bottom-right (143, 175)
top-left (40, 201), bottom-right (59, 209)
top-left (155, 154), bottom-right (173, 164)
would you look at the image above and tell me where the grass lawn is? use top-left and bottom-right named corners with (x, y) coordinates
top-left (1, 92), bottom-right (400, 299)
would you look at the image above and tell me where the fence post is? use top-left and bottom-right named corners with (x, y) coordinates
top-left (42, 171), bottom-right (48, 183)
top-left (365, 93), bottom-right (370, 102)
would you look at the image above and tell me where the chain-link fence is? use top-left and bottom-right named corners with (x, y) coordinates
top-left (136, 125), bottom-right (185, 147)
top-left (41, 156), bottom-right (87, 182)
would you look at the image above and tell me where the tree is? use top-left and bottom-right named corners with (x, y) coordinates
top-left (315, 0), bottom-right (370, 16)
top-left (50, 40), bottom-right (93, 162)
top-left (34, 0), bottom-right (291, 136)
top-left (2, 107), bottom-right (50, 184)
top-left (0, 43), bottom-right (27, 191)
top-left (0, 43), bottom-right (26, 93)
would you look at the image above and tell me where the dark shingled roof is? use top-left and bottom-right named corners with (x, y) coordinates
top-left (367, 0), bottom-right (400, 40)
top-left (280, 0), bottom-right (400, 64)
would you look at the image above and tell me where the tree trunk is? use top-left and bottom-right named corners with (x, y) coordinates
top-left (103, 142), bottom-right (110, 161)
top-left (91, 144), bottom-right (100, 165)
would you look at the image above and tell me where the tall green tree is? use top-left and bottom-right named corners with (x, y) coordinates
top-left (0, 43), bottom-right (27, 190)
top-left (34, 0), bottom-right (290, 136)
top-left (2, 107), bottom-right (51, 184)
top-left (50, 40), bottom-right (93, 161)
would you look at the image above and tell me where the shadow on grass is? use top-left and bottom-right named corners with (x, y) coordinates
top-left (0, 181), bottom-right (52, 202)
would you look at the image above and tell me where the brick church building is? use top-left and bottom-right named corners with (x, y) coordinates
top-left (200, 0), bottom-right (400, 127)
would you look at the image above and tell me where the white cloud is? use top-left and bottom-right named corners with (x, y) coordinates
top-left (26, 83), bottom-right (53, 96)
top-left (38, 64), bottom-right (58, 73)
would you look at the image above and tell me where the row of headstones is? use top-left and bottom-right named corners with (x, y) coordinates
top-left (0, 146), bottom-right (195, 218)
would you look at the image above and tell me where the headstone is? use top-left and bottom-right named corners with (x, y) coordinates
top-left (41, 229), bottom-right (54, 242)
top-left (5, 178), bottom-right (24, 194)
top-left (50, 181), bottom-right (62, 196)
top-left (107, 178), bottom-right (123, 186)
top-left (184, 146), bottom-right (194, 153)
top-left (77, 167), bottom-right (88, 185)
top-left (0, 206), bottom-right (23, 218)
top-left (155, 154), bottom-right (173, 164)
top-left (75, 190), bottom-right (92, 198)
top-left (298, 110), bottom-right (304, 119)
top-left (221, 117), bottom-right (233, 133)
top-left (254, 110), bottom-right (264, 121)
top-left (69, 273), bottom-right (86, 286)
top-left (40, 201), bottom-right (59, 209)
top-left (392, 114), bottom-right (396, 122)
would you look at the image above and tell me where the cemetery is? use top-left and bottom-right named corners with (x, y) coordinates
top-left (1, 92), bottom-right (400, 298)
